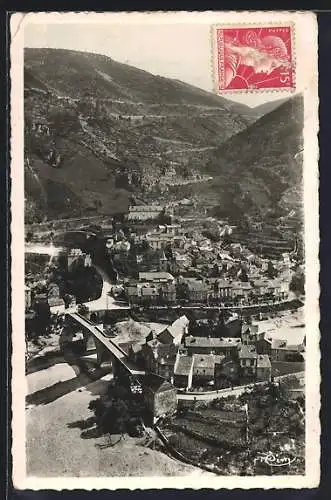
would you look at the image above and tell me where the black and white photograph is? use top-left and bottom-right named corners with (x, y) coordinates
top-left (10, 11), bottom-right (319, 489)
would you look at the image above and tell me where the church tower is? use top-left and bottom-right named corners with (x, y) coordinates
top-left (159, 250), bottom-right (168, 272)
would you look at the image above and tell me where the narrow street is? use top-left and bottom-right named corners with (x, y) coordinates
top-left (177, 371), bottom-right (305, 402)
top-left (84, 264), bottom-right (129, 311)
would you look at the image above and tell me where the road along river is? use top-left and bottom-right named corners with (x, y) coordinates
top-left (25, 243), bottom-right (129, 314)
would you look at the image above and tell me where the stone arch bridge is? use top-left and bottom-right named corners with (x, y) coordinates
top-left (66, 312), bottom-right (145, 379)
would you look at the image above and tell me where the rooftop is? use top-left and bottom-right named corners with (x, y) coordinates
top-left (174, 355), bottom-right (194, 376)
top-left (239, 345), bottom-right (258, 359)
top-left (257, 355), bottom-right (272, 369)
top-left (208, 278), bottom-right (232, 288)
top-left (218, 252), bottom-right (234, 261)
top-left (139, 272), bottom-right (174, 282)
top-left (193, 353), bottom-right (224, 369)
top-left (166, 315), bottom-right (189, 341)
top-left (267, 280), bottom-right (282, 288)
top-left (185, 280), bottom-right (209, 292)
top-left (185, 336), bottom-right (242, 349)
top-left (142, 373), bottom-right (175, 393)
top-left (141, 286), bottom-right (159, 296)
top-left (131, 342), bottom-right (144, 354)
top-left (271, 338), bottom-right (304, 351)
top-left (129, 205), bottom-right (163, 212)
top-left (219, 357), bottom-right (237, 368)
top-left (146, 340), bottom-right (178, 362)
top-left (143, 322), bottom-right (170, 336)
top-left (253, 280), bottom-right (269, 288)
top-left (241, 324), bottom-right (259, 335)
top-left (232, 281), bottom-right (252, 290)
top-left (271, 338), bottom-right (287, 349)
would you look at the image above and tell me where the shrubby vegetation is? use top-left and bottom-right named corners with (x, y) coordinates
top-left (289, 269), bottom-right (305, 295)
top-left (168, 381), bottom-right (305, 475)
top-left (88, 381), bottom-right (145, 438)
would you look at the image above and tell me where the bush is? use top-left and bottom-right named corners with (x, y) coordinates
top-left (89, 392), bottom-right (138, 436)
top-left (78, 304), bottom-right (89, 317)
top-left (201, 220), bottom-right (220, 242)
top-left (289, 270), bottom-right (305, 295)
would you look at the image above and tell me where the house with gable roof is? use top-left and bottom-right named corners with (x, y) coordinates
top-left (192, 353), bottom-right (224, 386)
top-left (141, 373), bottom-right (177, 424)
top-left (157, 315), bottom-right (189, 345)
top-left (256, 354), bottom-right (272, 381)
top-left (140, 340), bottom-right (178, 381)
top-left (238, 344), bottom-right (258, 378)
top-left (173, 354), bottom-right (194, 390)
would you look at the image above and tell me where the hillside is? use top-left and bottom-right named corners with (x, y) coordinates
top-left (24, 48), bottom-right (303, 226)
top-left (252, 97), bottom-right (291, 120)
top-left (182, 94), bottom-right (304, 221)
top-left (24, 48), bottom-right (260, 221)
top-left (25, 48), bottom-right (255, 112)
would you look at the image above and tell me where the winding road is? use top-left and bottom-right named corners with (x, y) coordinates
top-left (177, 372), bottom-right (305, 402)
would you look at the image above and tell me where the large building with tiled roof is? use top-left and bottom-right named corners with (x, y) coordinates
top-left (185, 335), bottom-right (242, 357)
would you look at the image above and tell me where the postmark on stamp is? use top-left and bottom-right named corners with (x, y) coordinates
top-left (214, 25), bottom-right (295, 92)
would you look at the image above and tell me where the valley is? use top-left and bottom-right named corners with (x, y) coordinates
top-left (24, 48), bottom-right (302, 241)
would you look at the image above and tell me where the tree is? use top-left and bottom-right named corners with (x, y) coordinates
top-left (164, 243), bottom-right (173, 260)
top-left (26, 231), bottom-right (34, 242)
top-left (213, 280), bottom-right (220, 294)
top-left (70, 267), bottom-right (103, 302)
top-left (88, 398), bottom-right (106, 422)
top-left (289, 270), bottom-right (305, 295)
top-left (63, 293), bottom-right (74, 308)
top-left (97, 398), bottom-right (131, 436)
top-left (156, 209), bottom-right (172, 226)
top-left (176, 282), bottom-right (189, 301)
top-left (222, 233), bottom-right (232, 246)
top-left (140, 239), bottom-right (150, 252)
top-left (89, 383), bottom-right (135, 438)
top-left (266, 261), bottom-right (278, 279)
top-left (33, 301), bottom-right (51, 337)
top-left (218, 310), bottom-right (226, 326)
top-left (49, 108), bottom-right (79, 136)
top-left (78, 304), bottom-right (90, 317)
top-left (211, 264), bottom-right (220, 278)
top-left (191, 256), bottom-right (198, 268)
top-left (188, 316), bottom-right (199, 335)
top-left (245, 315), bottom-right (252, 325)
top-left (228, 265), bottom-right (239, 279)
top-left (202, 220), bottom-right (220, 242)
top-left (126, 244), bottom-right (139, 277)
top-left (238, 267), bottom-right (249, 282)
top-left (25, 199), bottom-right (43, 224)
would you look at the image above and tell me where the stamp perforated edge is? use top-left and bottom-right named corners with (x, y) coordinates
top-left (210, 21), bottom-right (296, 95)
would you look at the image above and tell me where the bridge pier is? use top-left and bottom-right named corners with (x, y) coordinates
top-left (112, 358), bottom-right (127, 380)
top-left (82, 331), bottom-right (113, 368)
top-left (68, 312), bottom-right (145, 380)
top-left (95, 337), bottom-right (112, 366)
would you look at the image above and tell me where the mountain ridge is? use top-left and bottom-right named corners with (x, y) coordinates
top-left (24, 48), bottom-right (303, 226)
top-left (25, 48), bottom-right (255, 114)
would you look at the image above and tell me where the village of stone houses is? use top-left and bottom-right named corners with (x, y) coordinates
top-left (24, 45), bottom-right (306, 478)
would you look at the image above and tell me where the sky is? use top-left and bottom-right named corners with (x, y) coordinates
top-left (24, 21), bottom-right (290, 107)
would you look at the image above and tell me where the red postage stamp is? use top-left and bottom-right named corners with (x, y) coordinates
top-left (214, 25), bottom-right (294, 92)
